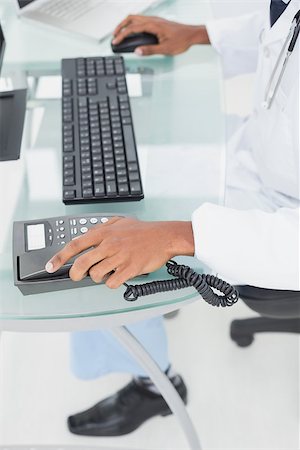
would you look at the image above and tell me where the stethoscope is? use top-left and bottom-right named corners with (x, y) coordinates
top-left (263, 10), bottom-right (300, 109)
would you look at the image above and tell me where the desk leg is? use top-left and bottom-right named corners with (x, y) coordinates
top-left (110, 326), bottom-right (202, 450)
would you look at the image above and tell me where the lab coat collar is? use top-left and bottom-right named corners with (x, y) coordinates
top-left (264, 0), bottom-right (300, 45)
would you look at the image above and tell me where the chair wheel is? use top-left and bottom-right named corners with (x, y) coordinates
top-left (232, 333), bottom-right (254, 347)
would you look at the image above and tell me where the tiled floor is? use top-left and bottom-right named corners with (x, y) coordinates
top-left (0, 299), bottom-right (298, 450)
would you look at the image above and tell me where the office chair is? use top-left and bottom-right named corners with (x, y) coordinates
top-left (230, 285), bottom-right (300, 347)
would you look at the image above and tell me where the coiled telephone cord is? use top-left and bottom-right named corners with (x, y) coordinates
top-left (123, 260), bottom-right (239, 307)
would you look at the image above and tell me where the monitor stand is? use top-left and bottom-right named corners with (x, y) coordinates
top-left (0, 88), bottom-right (27, 161)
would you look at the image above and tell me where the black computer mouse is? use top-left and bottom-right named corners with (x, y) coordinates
top-left (111, 32), bottom-right (159, 53)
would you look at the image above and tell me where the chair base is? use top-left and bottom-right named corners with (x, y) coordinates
top-left (230, 317), bottom-right (300, 347)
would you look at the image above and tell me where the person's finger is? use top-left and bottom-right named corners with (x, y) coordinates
top-left (113, 15), bottom-right (134, 37)
top-left (45, 232), bottom-right (102, 273)
top-left (105, 266), bottom-right (135, 289)
top-left (112, 23), bottom-right (157, 45)
top-left (45, 217), bottom-right (121, 273)
top-left (68, 246), bottom-right (109, 281)
top-left (135, 44), bottom-right (163, 56)
top-left (113, 14), bottom-right (145, 38)
top-left (88, 256), bottom-right (121, 284)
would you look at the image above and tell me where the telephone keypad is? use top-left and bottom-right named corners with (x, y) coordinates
top-left (37, 215), bottom-right (115, 248)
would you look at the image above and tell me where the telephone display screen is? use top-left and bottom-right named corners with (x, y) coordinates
top-left (17, 0), bottom-right (36, 8)
top-left (26, 224), bottom-right (46, 250)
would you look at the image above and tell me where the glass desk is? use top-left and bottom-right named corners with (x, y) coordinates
top-left (0, 1), bottom-right (225, 449)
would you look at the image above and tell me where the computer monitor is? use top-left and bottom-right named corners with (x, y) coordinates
top-left (0, 21), bottom-right (5, 76)
top-left (0, 21), bottom-right (27, 161)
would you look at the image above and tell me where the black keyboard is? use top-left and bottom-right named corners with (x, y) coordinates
top-left (61, 56), bottom-right (144, 204)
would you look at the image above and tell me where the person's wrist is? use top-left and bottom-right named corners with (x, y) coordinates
top-left (188, 25), bottom-right (210, 46)
top-left (166, 221), bottom-right (195, 258)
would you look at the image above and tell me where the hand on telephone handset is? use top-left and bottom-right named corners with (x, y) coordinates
top-left (45, 216), bottom-right (238, 306)
top-left (112, 15), bottom-right (210, 56)
top-left (45, 217), bottom-right (195, 289)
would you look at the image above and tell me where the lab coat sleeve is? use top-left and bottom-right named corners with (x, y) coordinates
top-left (206, 12), bottom-right (266, 78)
top-left (192, 203), bottom-right (300, 290)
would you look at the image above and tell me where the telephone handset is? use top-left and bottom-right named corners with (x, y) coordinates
top-left (13, 213), bottom-right (125, 295)
top-left (13, 213), bottom-right (239, 307)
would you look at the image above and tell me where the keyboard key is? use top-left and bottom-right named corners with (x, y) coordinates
top-left (129, 172), bottom-right (140, 182)
top-left (78, 97), bottom-right (88, 107)
top-left (117, 176), bottom-right (127, 184)
top-left (118, 184), bottom-right (129, 195)
top-left (64, 155), bottom-right (74, 162)
top-left (119, 94), bottom-right (129, 103)
top-left (122, 117), bottom-right (132, 125)
top-left (64, 177), bottom-right (75, 186)
top-left (128, 163), bottom-right (138, 172)
top-left (121, 109), bottom-right (130, 118)
top-left (64, 190), bottom-right (75, 199)
top-left (105, 166), bottom-right (115, 175)
top-left (83, 189), bottom-right (93, 198)
top-left (95, 184), bottom-right (105, 196)
top-left (64, 162), bottom-right (74, 170)
top-left (123, 126), bottom-right (137, 163)
top-left (64, 169), bottom-right (74, 177)
top-left (106, 181), bottom-right (117, 196)
top-left (130, 181), bottom-right (142, 194)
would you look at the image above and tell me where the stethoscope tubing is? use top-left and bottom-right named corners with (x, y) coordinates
top-left (263, 10), bottom-right (300, 110)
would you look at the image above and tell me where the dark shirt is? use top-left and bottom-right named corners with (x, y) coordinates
top-left (270, 0), bottom-right (291, 27)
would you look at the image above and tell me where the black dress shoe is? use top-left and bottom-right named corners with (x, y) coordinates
top-left (68, 375), bottom-right (188, 436)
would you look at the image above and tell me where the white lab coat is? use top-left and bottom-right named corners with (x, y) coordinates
top-left (192, 0), bottom-right (300, 290)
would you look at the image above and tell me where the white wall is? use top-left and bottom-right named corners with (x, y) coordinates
top-left (211, 0), bottom-right (268, 18)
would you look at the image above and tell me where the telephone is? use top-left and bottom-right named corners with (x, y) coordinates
top-left (13, 213), bottom-right (126, 295)
top-left (13, 213), bottom-right (239, 308)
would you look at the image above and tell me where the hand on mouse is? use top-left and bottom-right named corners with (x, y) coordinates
top-left (45, 217), bottom-right (195, 289)
top-left (112, 16), bottom-right (210, 56)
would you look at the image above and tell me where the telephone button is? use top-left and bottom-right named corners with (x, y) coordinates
top-left (59, 220), bottom-right (64, 225)
top-left (101, 217), bottom-right (109, 223)
top-left (79, 218), bottom-right (87, 225)
top-left (90, 218), bottom-right (98, 224)
top-left (60, 234), bottom-right (65, 239)
top-left (80, 227), bottom-right (88, 233)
